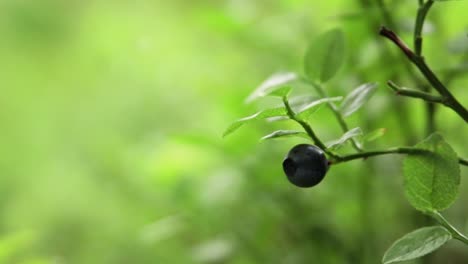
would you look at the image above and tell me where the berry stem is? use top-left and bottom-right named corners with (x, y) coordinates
top-left (282, 95), bottom-right (467, 167)
top-left (282, 96), bottom-right (339, 159)
top-left (332, 147), bottom-right (426, 164)
top-left (307, 80), bottom-right (363, 152)
top-left (332, 147), bottom-right (468, 167)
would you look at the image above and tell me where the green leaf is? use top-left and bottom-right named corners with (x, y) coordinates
top-left (260, 130), bottom-right (309, 141)
top-left (363, 128), bottom-right (386, 142)
top-left (340, 82), bottom-right (378, 117)
top-left (265, 116), bottom-right (290, 123)
top-left (287, 95), bottom-right (318, 109)
top-left (245, 72), bottom-right (297, 103)
top-left (327, 127), bottom-right (363, 150)
top-left (382, 226), bottom-right (451, 264)
top-left (268, 86), bottom-right (292, 98)
top-left (223, 107), bottom-right (286, 137)
top-left (403, 133), bottom-right (461, 212)
top-left (304, 29), bottom-right (346, 82)
top-left (295, 96), bottom-right (343, 119)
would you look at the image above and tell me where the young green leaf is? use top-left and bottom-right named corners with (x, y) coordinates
top-left (340, 82), bottom-right (378, 117)
top-left (403, 133), bottom-right (461, 212)
top-left (304, 29), bottom-right (346, 82)
top-left (269, 86), bottom-right (292, 98)
top-left (382, 226), bottom-right (451, 264)
top-left (287, 95), bottom-right (318, 109)
top-left (245, 72), bottom-right (297, 103)
top-left (265, 116), bottom-right (290, 123)
top-left (326, 127), bottom-right (363, 150)
top-left (363, 128), bottom-right (386, 142)
top-left (295, 96), bottom-right (343, 119)
top-left (223, 107), bottom-right (286, 138)
top-left (260, 130), bottom-right (309, 141)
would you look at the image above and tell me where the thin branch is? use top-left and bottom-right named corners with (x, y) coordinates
top-left (308, 81), bottom-right (363, 152)
top-left (414, 0), bottom-right (434, 56)
top-left (460, 157), bottom-right (468, 166)
top-left (363, 0), bottom-right (423, 143)
top-left (374, 0), bottom-right (437, 135)
top-left (282, 96), bottom-right (338, 159)
top-left (414, 0), bottom-right (436, 133)
top-left (331, 147), bottom-right (468, 166)
top-left (379, 26), bottom-right (468, 122)
top-left (387, 80), bottom-right (446, 104)
top-left (331, 147), bottom-right (426, 164)
top-left (379, 27), bottom-right (415, 58)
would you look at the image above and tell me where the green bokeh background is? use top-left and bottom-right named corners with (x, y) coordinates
top-left (0, 0), bottom-right (467, 263)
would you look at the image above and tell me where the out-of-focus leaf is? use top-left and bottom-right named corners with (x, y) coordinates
top-left (18, 257), bottom-right (53, 264)
top-left (295, 96), bottom-right (343, 119)
top-left (223, 107), bottom-right (286, 137)
top-left (0, 230), bottom-right (36, 263)
top-left (192, 238), bottom-right (233, 263)
top-left (327, 127), bottom-right (363, 150)
top-left (382, 226), bottom-right (451, 264)
top-left (364, 128), bottom-right (387, 142)
top-left (140, 215), bottom-right (184, 244)
top-left (340, 83), bottom-right (378, 117)
top-left (399, 19), bottom-right (434, 34)
top-left (332, 7), bottom-right (381, 21)
top-left (266, 116), bottom-right (290, 123)
top-left (287, 95), bottom-right (318, 109)
top-left (270, 86), bottom-right (292, 97)
top-left (304, 29), bottom-right (346, 82)
top-left (245, 72), bottom-right (297, 103)
top-left (447, 33), bottom-right (468, 53)
top-left (440, 63), bottom-right (468, 77)
top-left (260, 130), bottom-right (309, 141)
top-left (403, 133), bottom-right (460, 212)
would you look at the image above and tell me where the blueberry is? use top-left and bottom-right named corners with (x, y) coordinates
top-left (282, 144), bottom-right (329, 188)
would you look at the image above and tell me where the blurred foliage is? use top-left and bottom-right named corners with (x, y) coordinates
top-left (0, 0), bottom-right (467, 263)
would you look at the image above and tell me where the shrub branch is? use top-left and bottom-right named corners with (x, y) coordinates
top-left (414, 0), bottom-right (434, 56)
top-left (387, 80), bottom-right (446, 104)
top-left (282, 96), bottom-right (339, 159)
top-left (308, 80), bottom-right (363, 152)
top-left (330, 147), bottom-right (468, 167)
top-left (379, 26), bottom-right (468, 122)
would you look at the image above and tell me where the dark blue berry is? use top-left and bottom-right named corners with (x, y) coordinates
top-left (282, 144), bottom-right (329, 188)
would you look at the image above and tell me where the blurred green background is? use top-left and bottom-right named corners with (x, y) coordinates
top-left (0, 0), bottom-right (467, 263)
